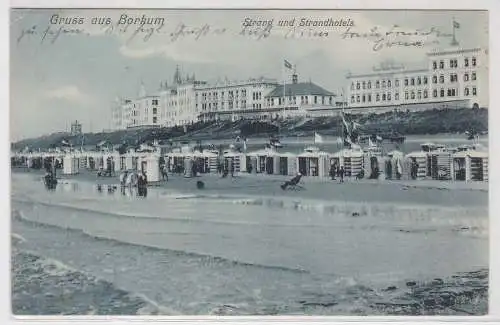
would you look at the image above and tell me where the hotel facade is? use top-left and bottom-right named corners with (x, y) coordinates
top-left (112, 67), bottom-right (340, 130)
top-left (346, 46), bottom-right (488, 114)
top-left (112, 45), bottom-right (488, 130)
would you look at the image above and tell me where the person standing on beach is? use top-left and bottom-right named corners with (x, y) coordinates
top-left (329, 163), bottom-right (337, 180)
top-left (339, 166), bottom-right (345, 183)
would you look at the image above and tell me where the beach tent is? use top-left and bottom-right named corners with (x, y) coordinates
top-left (429, 151), bottom-right (452, 180)
top-left (387, 150), bottom-right (405, 180)
top-left (331, 148), bottom-right (363, 178)
top-left (363, 147), bottom-right (384, 180)
top-left (143, 154), bottom-right (161, 182)
top-left (297, 147), bottom-right (330, 177)
top-left (404, 151), bottom-right (427, 180)
top-left (192, 150), bottom-right (219, 174)
top-left (223, 150), bottom-right (245, 174)
top-left (111, 153), bottom-right (121, 173)
top-left (245, 148), bottom-right (275, 174)
top-left (63, 154), bottom-right (79, 175)
top-left (274, 152), bottom-right (297, 176)
top-left (452, 150), bottom-right (488, 182)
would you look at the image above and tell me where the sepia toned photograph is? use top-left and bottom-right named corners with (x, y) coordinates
top-left (9, 7), bottom-right (489, 317)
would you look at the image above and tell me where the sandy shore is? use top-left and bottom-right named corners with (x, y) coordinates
top-left (13, 168), bottom-right (488, 207)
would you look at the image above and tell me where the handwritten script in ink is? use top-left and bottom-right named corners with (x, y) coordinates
top-left (341, 25), bottom-right (453, 51)
top-left (15, 13), bottom-right (227, 45)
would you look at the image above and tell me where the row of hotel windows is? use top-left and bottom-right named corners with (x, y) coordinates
top-left (199, 92), bottom-right (264, 102)
top-left (432, 57), bottom-right (477, 70)
top-left (351, 87), bottom-right (478, 103)
top-left (432, 72), bottom-right (477, 83)
top-left (199, 90), bottom-right (265, 100)
top-left (268, 95), bottom-right (334, 106)
top-left (351, 76), bottom-right (428, 90)
top-left (352, 72), bottom-right (478, 91)
top-left (201, 100), bottom-right (248, 111)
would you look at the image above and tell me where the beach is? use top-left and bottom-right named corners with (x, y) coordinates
top-left (10, 169), bottom-right (489, 315)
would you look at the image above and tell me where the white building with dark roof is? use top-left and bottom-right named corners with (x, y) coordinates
top-left (195, 77), bottom-right (278, 123)
top-left (264, 73), bottom-right (338, 118)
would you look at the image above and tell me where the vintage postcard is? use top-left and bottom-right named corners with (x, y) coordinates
top-left (9, 5), bottom-right (491, 319)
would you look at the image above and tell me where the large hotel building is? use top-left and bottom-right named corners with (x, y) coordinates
top-left (112, 45), bottom-right (488, 130)
top-left (346, 46), bottom-right (488, 114)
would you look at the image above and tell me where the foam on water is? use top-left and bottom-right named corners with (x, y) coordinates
top-left (10, 172), bottom-right (489, 315)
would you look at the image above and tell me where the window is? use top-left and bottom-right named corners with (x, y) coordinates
top-left (411, 91), bottom-right (415, 99)
top-left (152, 99), bottom-right (159, 105)
top-left (368, 94), bottom-right (372, 102)
top-left (388, 80), bottom-right (392, 87)
top-left (376, 94), bottom-right (380, 101)
top-left (433, 61), bottom-right (437, 70)
top-left (395, 93), bottom-right (399, 100)
top-left (424, 90), bottom-right (428, 98)
top-left (381, 80), bottom-right (386, 88)
top-left (465, 87), bottom-right (470, 96)
top-left (473, 87), bottom-right (477, 95)
top-left (404, 78), bottom-right (409, 86)
top-left (440, 89), bottom-right (445, 97)
top-left (433, 89), bottom-right (438, 97)
top-left (362, 95), bottom-right (366, 102)
top-left (439, 75), bottom-right (444, 83)
top-left (449, 59), bottom-right (453, 68)
top-left (423, 76), bottom-right (428, 84)
top-left (356, 82), bottom-right (360, 90)
top-left (465, 58), bottom-right (469, 67)
top-left (417, 77), bottom-right (421, 85)
top-left (464, 73), bottom-right (469, 81)
top-left (367, 81), bottom-right (372, 89)
top-left (376, 81), bottom-right (380, 88)
top-left (387, 93), bottom-right (391, 101)
top-left (351, 83), bottom-right (354, 90)
top-left (362, 81), bottom-right (366, 89)
top-left (433, 75), bottom-right (438, 84)
top-left (411, 78), bottom-right (415, 86)
top-left (447, 89), bottom-right (452, 96)
top-left (356, 95), bottom-right (360, 103)
top-left (382, 94), bottom-right (386, 101)
top-left (152, 107), bottom-right (157, 114)
top-left (417, 90), bottom-right (422, 99)
top-left (405, 92), bottom-right (409, 100)
top-left (439, 60), bottom-right (444, 69)
top-left (472, 57), bottom-right (477, 66)
top-left (395, 79), bottom-right (400, 87)
top-left (314, 96), bottom-right (318, 104)
top-left (472, 72), bottom-right (477, 81)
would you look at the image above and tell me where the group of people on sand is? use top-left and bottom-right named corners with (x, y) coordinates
top-left (217, 159), bottom-right (235, 178)
top-left (329, 163), bottom-right (345, 183)
top-left (118, 170), bottom-right (148, 197)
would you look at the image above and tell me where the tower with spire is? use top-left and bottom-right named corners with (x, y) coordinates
top-left (173, 65), bottom-right (182, 85)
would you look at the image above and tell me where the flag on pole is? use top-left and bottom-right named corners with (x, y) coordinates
top-left (453, 20), bottom-right (460, 29)
top-left (314, 132), bottom-right (323, 144)
top-left (284, 59), bottom-right (293, 69)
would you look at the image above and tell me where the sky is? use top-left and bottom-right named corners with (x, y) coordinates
top-left (9, 9), bottom-right (488, 141)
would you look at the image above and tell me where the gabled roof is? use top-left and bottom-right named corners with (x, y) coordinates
top-left (266, 82), bottom-right (335, 97)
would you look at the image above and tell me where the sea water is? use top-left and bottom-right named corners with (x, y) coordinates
top-left (10, 173), bottom-right (489, 315)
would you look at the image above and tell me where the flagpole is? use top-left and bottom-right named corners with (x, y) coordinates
top-left (341, 88), bottom-right (345, 151)
top-left (283, 58), bottom-right (286, 120)
top-left (451, 17), bottom-right (459, 46)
